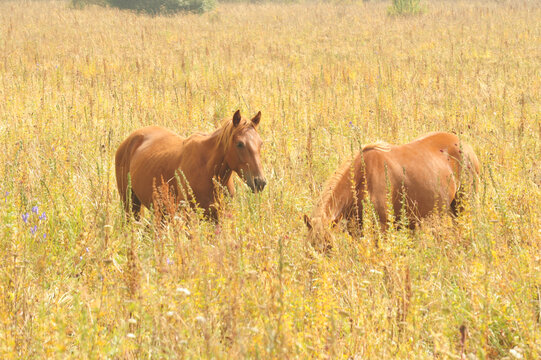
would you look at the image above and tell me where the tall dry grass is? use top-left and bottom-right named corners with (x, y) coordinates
top-left (0, 0), bottom-right (539, 358)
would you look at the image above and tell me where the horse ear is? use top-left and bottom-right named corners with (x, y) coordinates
top-left (303, 214), bottom-right (312, 230)
top-left (251, 111), bottom-right (261, 126)
top-left (232, 110), bottom-right (241, 127)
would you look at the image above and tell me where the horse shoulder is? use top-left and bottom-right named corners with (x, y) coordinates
top-left (362, 147), bottom-right (389, 175)
top-left (177, 135), bottom-right (206, 170)
top-left (175, 136), bottom-right (214, 195)
top-left (361, 149), bottom-right (391, 194)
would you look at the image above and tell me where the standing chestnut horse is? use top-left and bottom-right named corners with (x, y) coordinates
top-left (304, 132), bottom-right (479, 249)
top-left (115, 110), bottom-right (266, 220)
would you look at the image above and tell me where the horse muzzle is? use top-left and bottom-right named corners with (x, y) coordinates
top-left (241, 170), bottom-right (266, 193)
top-left (253, 177), bottom-right (267, 192)
top-left (246, 176), bottom-right (266, 192)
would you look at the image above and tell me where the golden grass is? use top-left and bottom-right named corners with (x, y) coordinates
top-left (0, 0), bottom-right (540, 358)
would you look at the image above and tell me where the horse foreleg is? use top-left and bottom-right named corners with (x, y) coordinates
top-left (345, 206), bottom-right (363, 238)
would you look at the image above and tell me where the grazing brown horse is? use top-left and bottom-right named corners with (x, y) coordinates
top-left (115, 110), bottom-right (266, 220)
top-left (304, 132), bottom-right (480, 250)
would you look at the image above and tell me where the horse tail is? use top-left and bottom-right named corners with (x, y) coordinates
top-left (115, 132), bottom-right (145, 212)
top-left (451, 141), bottom-right (480, 216)
top-left (460, 141), bottom-right (480, 189)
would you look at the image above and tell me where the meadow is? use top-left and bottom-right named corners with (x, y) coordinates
top-left (0, 0), bottom-right (540, 358)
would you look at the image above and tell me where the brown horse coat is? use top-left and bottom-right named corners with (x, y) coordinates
top-left (305, 132), bottom-right (480, 246)
top-left (115, 110), bottom-right (266, 219)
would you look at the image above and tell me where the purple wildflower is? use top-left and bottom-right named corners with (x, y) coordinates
top-left (32, 206), bottom-right (39, 214)
top-left (166, 258), bottom-right (173, 265)
top-left (22, 213), bottom-right (29, 223)
top-left (39, 212), bottom-right (46, 221)
top-left (31, 225), bottom-right (37, 235)
top-left (43, 233), bottom-right (47, 239)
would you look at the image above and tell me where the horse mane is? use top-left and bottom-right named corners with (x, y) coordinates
top-left (312, 157), bottom-right (355, 220)
top-left (213, 116), bottom-right (255, 150)
top-left (312, 141), bottom-right (390, 221)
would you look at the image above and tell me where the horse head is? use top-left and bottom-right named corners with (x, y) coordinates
top-left (304, 214), bottom-right (335, 252)
top-left (224, 110), bottom-right (267, 192)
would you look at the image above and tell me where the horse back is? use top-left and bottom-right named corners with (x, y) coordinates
top-left (360, 132), bottom-right (466, 221)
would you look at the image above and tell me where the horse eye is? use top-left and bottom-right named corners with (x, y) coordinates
top-left (237, 142), bottom-right (245, 148)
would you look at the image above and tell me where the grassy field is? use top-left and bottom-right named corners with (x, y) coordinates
top-left (0, 0), bottom-right (540, 358)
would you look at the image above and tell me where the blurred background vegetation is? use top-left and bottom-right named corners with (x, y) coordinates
top-left (0, 0), bottom-right (540, 358)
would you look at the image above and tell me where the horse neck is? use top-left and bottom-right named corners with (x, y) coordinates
top-left (203, 126), bottom-right (233, 186)
top-left (313, 158), bottom-right (359, 226)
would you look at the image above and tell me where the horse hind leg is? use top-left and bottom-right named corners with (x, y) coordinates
top-left (450, 195), bottom-right (462, 218)
top-left (130, 192), bottom-right (142, 221)
top-left (123, 189), bottom-right (142, 221)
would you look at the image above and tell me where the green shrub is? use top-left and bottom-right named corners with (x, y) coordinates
top-left (388, 0), bottom-right (424, 16)
top-left (71, 0), bottom-right (108, 8)
top-left (72, 0), bottom-right (215, 14)
top-left (109, 0), bottom-right (215, 14)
